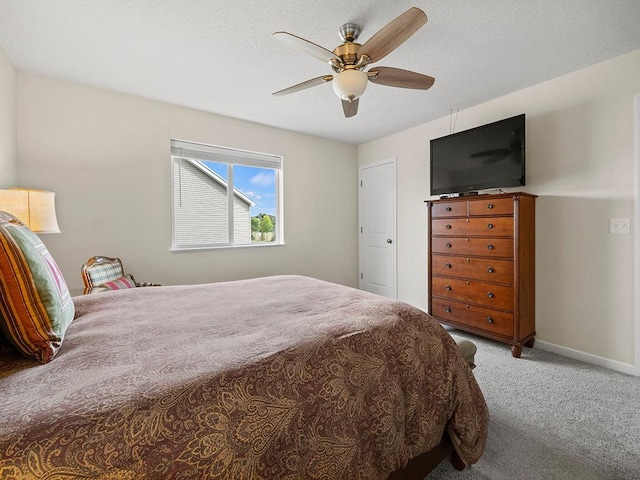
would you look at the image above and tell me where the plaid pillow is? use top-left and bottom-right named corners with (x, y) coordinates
top-left (0, 212), bottom-right (75, 363)
top-left (86, 260), bottom-right (124, 286)
top-left (101, 274), bottom-right (137, 290)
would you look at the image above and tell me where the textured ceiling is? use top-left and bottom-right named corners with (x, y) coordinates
top-left (1, 0), bottom-right (640, 145)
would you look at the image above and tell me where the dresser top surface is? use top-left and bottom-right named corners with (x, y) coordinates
top-left (425, 192), bottom-right (537, 205)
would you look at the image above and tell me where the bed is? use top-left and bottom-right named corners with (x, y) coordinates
top-left (0, 211), bottom-right (487, 479)
top-left (0, 274), bottom-right (487, 479)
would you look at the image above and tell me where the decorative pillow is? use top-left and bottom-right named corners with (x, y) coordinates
top-left (101, 274), bottom-right (137, 290)
top-left (0, 212), bottom-right (75, 363)
top-left (85, 258), bottom-right (124, 287)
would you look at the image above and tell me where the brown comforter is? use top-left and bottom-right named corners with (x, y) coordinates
top-left (0, 275), bottom-right (487, 479)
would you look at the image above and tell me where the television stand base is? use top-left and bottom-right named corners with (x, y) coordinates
top-left (439, 192), bottom-right (479, 199)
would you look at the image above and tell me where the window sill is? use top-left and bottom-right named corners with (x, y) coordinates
top-left (171, 242), bottom-right (286, 253)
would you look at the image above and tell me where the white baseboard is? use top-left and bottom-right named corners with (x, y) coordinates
top-left (430, 315), bottom-right (640, 377)
top-left (536, 340), bottom-right (639, 377)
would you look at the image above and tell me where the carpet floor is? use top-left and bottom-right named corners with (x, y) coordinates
top-left (428, 330), bottom-right (640, 479)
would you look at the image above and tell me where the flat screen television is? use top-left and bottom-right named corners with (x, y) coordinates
top-left (430, 113), bottom-right (525, 196)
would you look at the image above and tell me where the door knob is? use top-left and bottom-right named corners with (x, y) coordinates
top-left (386, 238), bottom-right (393, 244)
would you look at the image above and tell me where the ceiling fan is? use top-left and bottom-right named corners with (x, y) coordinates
top-left (272, 7), bottom-right (435, 118)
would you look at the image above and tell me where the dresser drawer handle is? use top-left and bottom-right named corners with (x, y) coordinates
top-left (445, 285), bottom-right (452, 291)
top-left (445, 307), bottom-right (452, 314)
top-left (487, 316), bottom-right (494, 324)
top-left (487, 244), bottom-right (494, 250)
top-left (445, 263), bottom-right (452, 269)
top-left (487, 204), bottom-right (494, 209)
top-left (487, 292), bottom-right (494, 298)
top-left (445, 224), bottom-right (452, 229)
top-left (445, 242), bottom-right (452, 248)
top-left (487, 223), bottom-right (494, 229)
top-left (446, 206), bottom-right (452, 212)
top-left (487, 267), bottom-right (495, 273)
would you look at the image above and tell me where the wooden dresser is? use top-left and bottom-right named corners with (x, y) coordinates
top-left (426, 192), bottom-right (536, 357)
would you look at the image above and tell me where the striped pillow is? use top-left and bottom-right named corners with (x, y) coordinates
top-left (85, 259), bottom-right (124, 286)
top-left (101, 274), bottom-right (137, 290)
top-left (0, 212), bottom-right (75, 363)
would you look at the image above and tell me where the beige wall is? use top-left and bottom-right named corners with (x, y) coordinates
top-left (359, 49), bottom-right (640, 367)
top-left (16, 73), bottom-right (359, 291)
top-left (0, 44), bottom-right (17, 186)
top-left (7, 47), bottom-right (639, 369)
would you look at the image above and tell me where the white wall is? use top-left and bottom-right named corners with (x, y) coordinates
top-left (16, 73), bottom-right (359, 291)
top-left (359, 49), bottom-right (640, 368)
top-left (0, 44), bottom-right (17, 186)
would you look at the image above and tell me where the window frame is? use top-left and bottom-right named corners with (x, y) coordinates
top-left (170, 139), bottom-right (284, 251)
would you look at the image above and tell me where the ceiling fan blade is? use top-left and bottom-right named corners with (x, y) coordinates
top-left (368, 66), bottom-right (435, 90)
top-left (342, 98), bottom-right (359, 118)
top-left (360, 7), bottom-right (427, 63)
top-left (273, 31), bottom-right (341, 64)
top-left (273, 75), bottom-right (334, 96)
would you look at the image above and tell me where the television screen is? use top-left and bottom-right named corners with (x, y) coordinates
top-left (430, 114), bottom-right (525, 196)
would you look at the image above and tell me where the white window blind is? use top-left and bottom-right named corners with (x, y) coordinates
top-left (171, 139), bottom-right (283, 250)
top-left (171, 139), bottom-right (282, 169)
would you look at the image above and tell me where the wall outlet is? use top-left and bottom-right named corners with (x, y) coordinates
top-left (609, 218), bottom-right (631, 234)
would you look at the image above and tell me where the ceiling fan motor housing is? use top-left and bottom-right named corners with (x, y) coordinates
top-left (332, 42), bottom-right (364, 71)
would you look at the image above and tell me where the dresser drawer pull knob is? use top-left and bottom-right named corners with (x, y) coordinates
top-left (445, 285), bottom-right (452, 291)
top-left (445, 263), bottom-right (452, 269)
top-left (487, 267), bottom-right (495, 273)
top-left (445, 224), bottom-right (452, 229)
top-left (446, 207), bottom-right (452, 212)
top-left (445, 242), bottom-right (452, 248)
top-left (487, 316), bottom-right (494, 324)
top-left (487, 292), bottom-right (495, 298)
top-left (487, 244), bottom-right (494, 250)
top-left (487, 204), bottom-right (494, 209)
top-left (445, 307), bottom-right (452, 314)
top-left (487, 223), bottom-right (494, 229)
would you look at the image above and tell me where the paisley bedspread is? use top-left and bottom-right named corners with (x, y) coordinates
top-left (0, 275), bottom-right (487, 479)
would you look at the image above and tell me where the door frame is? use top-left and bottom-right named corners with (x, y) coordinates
top-left (358, 157), bottom-right (397, 299)
top-left (634, 94), bottom-right (640, 376)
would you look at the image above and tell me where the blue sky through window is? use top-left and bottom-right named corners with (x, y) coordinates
top-left (203, 161), bottom-right (276, 217)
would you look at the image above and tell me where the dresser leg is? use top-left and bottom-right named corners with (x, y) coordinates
top-left (511, 345), bottom-right (522, 358)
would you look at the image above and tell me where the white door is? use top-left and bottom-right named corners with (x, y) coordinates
top-left (359, 159), bottom-right (397, 298)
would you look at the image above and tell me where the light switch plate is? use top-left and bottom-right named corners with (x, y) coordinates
top-left (610, 218), bottom-right (631, 234)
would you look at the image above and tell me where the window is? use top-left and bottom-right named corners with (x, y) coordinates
top-left (171, 139), bottom-right (283, 250)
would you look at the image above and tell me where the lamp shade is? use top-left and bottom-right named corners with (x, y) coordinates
top-left (332, 69), bottom-right (368, 102)
top-left (0, 188), bottom-right (61, 233)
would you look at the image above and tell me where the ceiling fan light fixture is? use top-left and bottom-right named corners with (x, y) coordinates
top-left (332, 69), bottom-right (368, 102)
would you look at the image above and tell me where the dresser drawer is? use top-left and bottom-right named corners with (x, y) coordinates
top-left (431, 254), bottom-right (514, 284)
top-left (431, 236), bottom-right (514, 258)
top-left (431, 298), bottom-right (514, 338)
top-left (431, 201), bottom-right (467, 218)
top-left (431, 276), bottom-right (514, 310)
top-left (468, 197), bottom-right (514, 216)
top-left (431, 217), bottom-right (513, 237)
